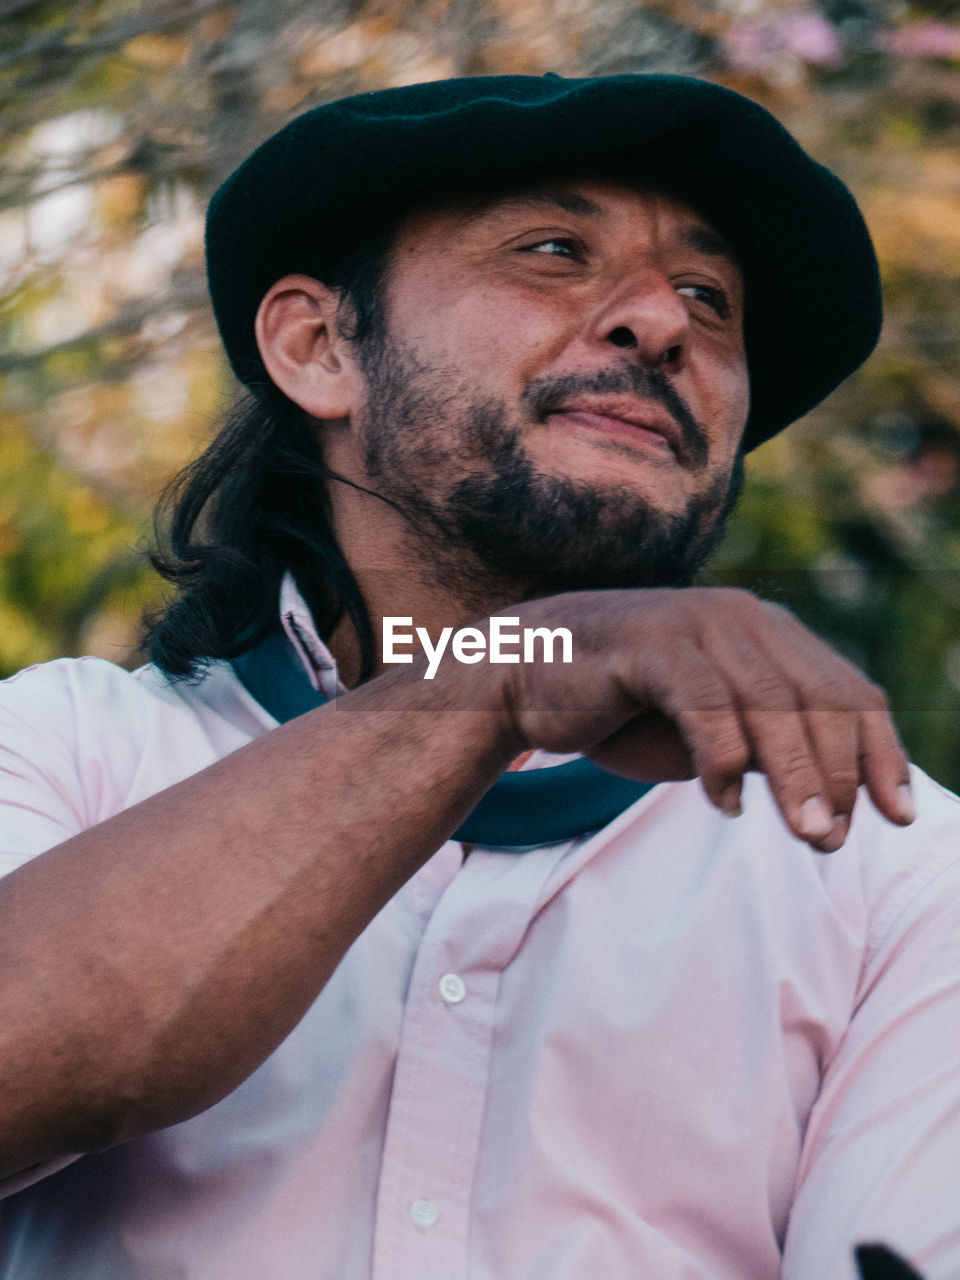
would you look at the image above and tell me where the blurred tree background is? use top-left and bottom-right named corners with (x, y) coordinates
top-left (1, 0), bottom-right (959, 785)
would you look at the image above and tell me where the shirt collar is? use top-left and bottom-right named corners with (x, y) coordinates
top-left (278, 572), bottom-right (345, 703)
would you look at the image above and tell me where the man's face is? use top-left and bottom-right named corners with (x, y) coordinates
top-left (348, 178), bottom-right (750, 600)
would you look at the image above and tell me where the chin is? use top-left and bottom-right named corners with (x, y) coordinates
top-left (530, 438), bottom-right (693, 511)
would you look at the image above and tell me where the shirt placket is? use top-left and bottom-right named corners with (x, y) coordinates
top-left (370, 842), bottom-right (573, 1280)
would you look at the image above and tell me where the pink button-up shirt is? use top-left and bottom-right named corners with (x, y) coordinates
top-left (1, 583), bottom-right (960, 1279)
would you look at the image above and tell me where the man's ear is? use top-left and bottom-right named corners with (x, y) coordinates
top-left (254, 274), bottom-right (363, 420)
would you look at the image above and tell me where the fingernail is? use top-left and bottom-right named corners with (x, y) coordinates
top-left (897, 783), bottom-right (915, 824)
top-left (719, 785), bottom-right (742, 818)
top-left (798, 796), bottom-right (834, 839)
top-left (816, 814), bottom-right (849, 854)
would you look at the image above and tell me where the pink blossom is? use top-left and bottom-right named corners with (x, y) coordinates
top-left (721, 13), bottom-right (843, 72)
top-left (782, 12), bottom-right (843, 65)
top-left (721, 23), bottom-right (775, 73)
top-left (877, 23), bottom-right (960, 58)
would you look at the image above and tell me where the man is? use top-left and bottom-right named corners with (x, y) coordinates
top-left (0, 73), bottom-right (956, 1280)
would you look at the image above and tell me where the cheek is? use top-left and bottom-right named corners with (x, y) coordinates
top-left (392, 277), bottom-right (574, 387)
top-left (698, 346), bottom-right (750, 440)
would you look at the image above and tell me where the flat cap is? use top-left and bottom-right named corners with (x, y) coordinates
top-left (206, 73), bottom-right (882, 451)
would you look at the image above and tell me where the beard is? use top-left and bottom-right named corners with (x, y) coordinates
top-left (353, 336), bottom-right (745, 609)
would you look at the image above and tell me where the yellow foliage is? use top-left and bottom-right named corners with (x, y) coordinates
top-left (45, 347), bottom-right (96, 384)
top-left (123, 33), bottom-right (190, 69)
top-left (921, 374), bottom-right (960, 426)
top-left (866, 190), bottom-right (960, 275)
top-left (0, 602), bottom-right (52, 675)
top-left (297, 20), bottom-right (393, 76)
top-left (920, 148), bottom-right (960, 191)
top-left (391, 56), bottom-right (457, 86)
top-left (482, 38), bottom-right (554, 74)
top-left (742, 429), bottom-right (795, 482)
top-left (263, 85), bottom-right (310, 114)
top-left (65, 486), bottom-right (110, 537)
top-left (0, 519), bottom-right (18, 557)
top-left (79, 607), bottom-right (142, 666)
top-left (197, 10), bottom-right (237, 42)
top-left (95, 172), bottom-right (146, 229)
top-left (883, 112), bottom-right (925, 149)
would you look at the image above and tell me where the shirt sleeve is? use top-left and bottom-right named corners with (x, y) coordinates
top-left (0, 663), bottom-right (107, 1195)
top-left (782, 786), bottom-right (960, 1280)
top-left (0, 662), bottom-right (96, 875)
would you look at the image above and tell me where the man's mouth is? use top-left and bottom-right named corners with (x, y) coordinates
top-left (546, 398), bottom-right (683, 459)
top-left (523, 367), bottom-right (710, 469)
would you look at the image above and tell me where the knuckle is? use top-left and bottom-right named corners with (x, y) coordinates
top-left (744, 673), bottom-right (795, 710)
top-left (702, 735), bottom-right (751, 778)
top-left (666, 673), bottom-right (729, 714)
top-left (805, 676), bottom-right (854, 712)
top-left (769, 747), bottom-right (818, 786)
top-left (825, 768), bottom-right (860, 802)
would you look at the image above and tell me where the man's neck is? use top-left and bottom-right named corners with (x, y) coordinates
top-left (321, 457), bottom-right (532, 687)
top-left (326, 562), bottom-right (526, 689)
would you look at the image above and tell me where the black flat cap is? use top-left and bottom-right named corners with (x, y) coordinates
top-left (206, 73), bottom-right (882, 451)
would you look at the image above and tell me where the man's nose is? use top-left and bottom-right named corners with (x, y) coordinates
top-left (588, 271), bottom-right (691, 373)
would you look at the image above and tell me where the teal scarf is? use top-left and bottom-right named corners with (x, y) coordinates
top-left (231, 631), bottom-right (655, 846)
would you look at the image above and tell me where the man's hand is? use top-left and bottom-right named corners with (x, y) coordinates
top-left (495, 588), bottom-right (913, 853)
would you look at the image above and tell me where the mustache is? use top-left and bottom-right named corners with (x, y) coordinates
top-left (521, 366), bottom-right (709, 468)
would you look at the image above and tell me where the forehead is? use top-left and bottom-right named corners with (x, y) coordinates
top-left (396, 176), bottom-right (740, 265)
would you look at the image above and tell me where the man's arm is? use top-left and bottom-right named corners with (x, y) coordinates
top-left (0, 588), bottom-right (913, 1181)
top-left (0, 657), bottom-right (520, 1180)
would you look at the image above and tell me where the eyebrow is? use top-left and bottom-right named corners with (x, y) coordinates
top-left (464, 188), bottom-right (605, 219)
top-left (463, 187), bottom-right (740, 265)
top-left (678, 224), bottom-right (739, 266)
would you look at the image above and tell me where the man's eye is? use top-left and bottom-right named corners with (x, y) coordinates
top-left (677, 283), bottom-right (730, 318)
top-left (523, 237), bottom-right (582, 259)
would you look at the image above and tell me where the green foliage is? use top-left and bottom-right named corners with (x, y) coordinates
top-left (0, 413), bottom-right (154, 672)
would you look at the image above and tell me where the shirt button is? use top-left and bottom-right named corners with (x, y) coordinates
top-left (438, 973), bottom-right (466, 1004)
top-left (409, 1199), bottom-right (439, 1229)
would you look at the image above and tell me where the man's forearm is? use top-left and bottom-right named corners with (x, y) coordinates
top-left (0, 586), bottom-right (915, 1181)
top-left (0, 657), bottom-right (519, 1179)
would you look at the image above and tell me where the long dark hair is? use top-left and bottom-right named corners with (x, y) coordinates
top-left (145, 227), bottom-right (396, 681)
